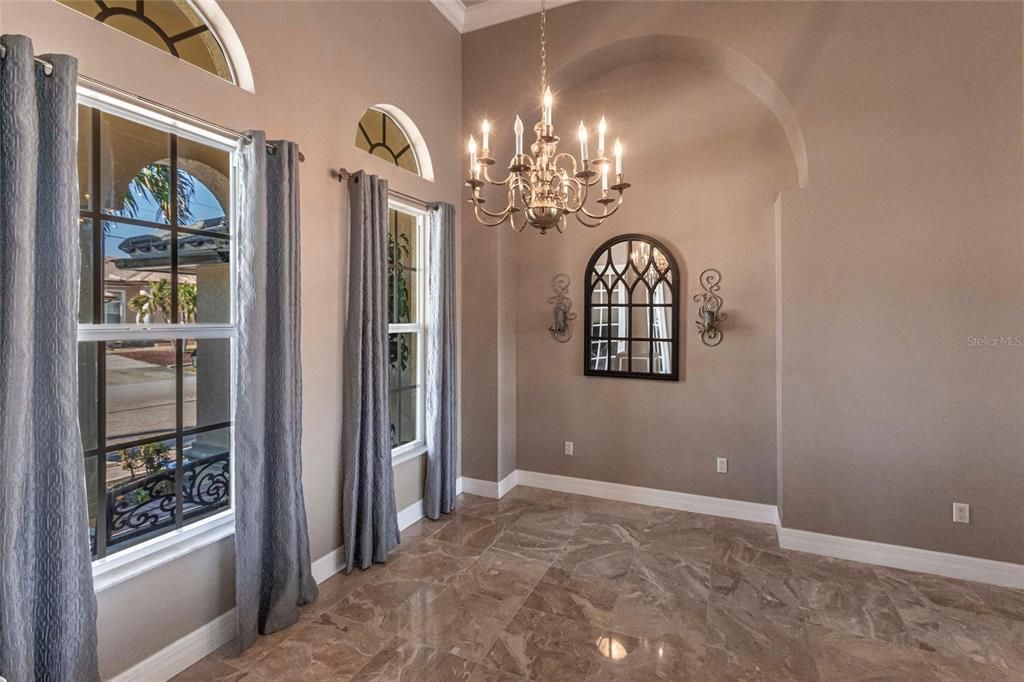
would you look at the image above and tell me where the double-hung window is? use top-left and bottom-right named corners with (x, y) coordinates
top-left (387, 202), bottom-right (427, 463)
top-left (76, 91), bottom-right (236, 570)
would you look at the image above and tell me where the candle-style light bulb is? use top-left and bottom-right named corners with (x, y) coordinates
top-left (474, 161), bottom-right (482, 181)
top-left (514, 115), bottom-right (524, 156)
top-left (598, 116), bottom-right (607, 158)
top-left (543, 87), bottom-right (553, 126)
top-left (614, 139), bottom-right (622, 176)
top-left (601, 163), bottom-right (609, 193)
top-left (468, 135), bottom-right (477, 174)
top-left (481, 119), bottom-right (490, 154)
top-left (577, 122), bottom-right (589, 161)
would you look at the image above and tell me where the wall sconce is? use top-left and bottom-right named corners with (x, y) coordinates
top-left (693, 268), bottom-right (726, 346)
top-left (548, 274), bottom-right (577, 343)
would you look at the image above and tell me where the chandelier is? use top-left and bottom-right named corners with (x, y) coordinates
top-left (465, 0), bottom-right (630, 234)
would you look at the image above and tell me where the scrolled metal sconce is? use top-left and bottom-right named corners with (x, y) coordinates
top-left (693, 268), bottom-right (726, 346)
top-left (548, 274), bottom-right (577, 343)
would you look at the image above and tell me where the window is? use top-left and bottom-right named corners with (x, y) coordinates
top-left (584, 234), bottom-right (679, 381)
top-left (77, 96), bottom-right (235, 560)
top-left (58, 0), bottom-right (235, 82)
top-left (356, 108), bottom-right (420, 176)
top-left (388, 203), bottom-right (427, 457)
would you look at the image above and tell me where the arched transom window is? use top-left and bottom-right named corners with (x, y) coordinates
top-left (356, 107), bottom-right (420, 176)
top-left (585, 234), bottom-right (680, 381)
top-left (58, 0), bottom-right (234, 82)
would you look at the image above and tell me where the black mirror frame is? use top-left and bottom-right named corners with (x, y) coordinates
top-left (583, 233), bottom-right (680, 381)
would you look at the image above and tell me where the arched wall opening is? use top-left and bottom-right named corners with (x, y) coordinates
top-left (504, 34), bottom-right (806, 506)
top-left (545, 34), bottom-right (808, 190)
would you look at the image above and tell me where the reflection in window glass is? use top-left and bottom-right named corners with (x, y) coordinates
top-left (77, 99), bottom-right (235, 559)
top-left (178, 137), bottom-right (231, 227)
top-left (183, 338), bottom-right (231, 431)
top-left (106, 436), bottom-right (178, 550)
top-left (99, 111), bottom-right (171, 222)
top-left (389, 209), bottom-right (418, 324)
top-left (104, 340), bottom-right (178, 446)
top-left (387, 204), bottom-right (426, 452)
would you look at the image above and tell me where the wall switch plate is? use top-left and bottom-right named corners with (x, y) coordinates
top-left (953, 502), bottom-right (970, 524)
top-left (564, 441), bottom-right (574, 456)
top-left (716, 457), bottom-right (728, 474)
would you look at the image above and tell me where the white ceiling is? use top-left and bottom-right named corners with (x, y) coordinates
top-left (430, 0), bottom-right (581, 34)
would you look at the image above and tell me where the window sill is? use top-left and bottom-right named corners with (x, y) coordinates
top-left (92, 510), bottom-right (234, 593)
top-left (392, 441), bottom-right (427, 467)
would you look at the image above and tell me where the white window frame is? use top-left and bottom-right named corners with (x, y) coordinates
top-left (77, 87), bottom-right (239, 591)
top-left (388, 200), bottom-right (428, 466)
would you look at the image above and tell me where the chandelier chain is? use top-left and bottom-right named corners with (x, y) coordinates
top-left (540, 0), bottom-right (547, 90)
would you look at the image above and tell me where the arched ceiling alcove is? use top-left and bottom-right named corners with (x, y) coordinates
top-left (543, 34), bottom-right (809, 189)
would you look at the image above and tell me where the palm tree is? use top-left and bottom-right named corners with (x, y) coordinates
top-left (148, 279), bottom-right (174, 321)
top-left (128, 292), bottom-right (152, 324)
top-left (179, 282), bottom-right (197, 323)
top-left (121, 164), bottom-right (197, 225)
top-left (128, 280), bottom-right (199, 323)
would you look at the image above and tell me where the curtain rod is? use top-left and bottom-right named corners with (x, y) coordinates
top-left (0, 44), bottom-right (303, 162)
top-left (333, 168), bottom-right (436, 210)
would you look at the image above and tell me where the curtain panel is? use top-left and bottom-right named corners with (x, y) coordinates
top-left (341, 171), bottom-right (400, 571)
top-left (424, 203), bottom-right (458, 520)
top-left (0, 35), bottom-right (100, 682)
top-left (234, 131), bottom-right (318, 653)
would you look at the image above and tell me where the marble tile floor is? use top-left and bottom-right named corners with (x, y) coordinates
top-left (174, 486), bottom-right (1024, 681)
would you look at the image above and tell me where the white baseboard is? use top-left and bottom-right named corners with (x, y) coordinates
top-left (515, 469), bottom-right (779, 525)
top-left (460, 472), bottom-right (517, 499)
top-left (396, 497), bottom-right (426, 530)
top-left (498, 470), bottom-right (518, 497)
top-left (117, 494), bottom-right (435, 682)
top-left (310, 546), bottom-right (345, 585)
top-left (778, 527), bottom-right (1024, 590)
top-left (460, 476), bottom-right (498, 498)
top-left (109, 608), bottom-right (236, 682)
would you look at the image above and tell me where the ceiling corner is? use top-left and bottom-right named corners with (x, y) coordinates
top-left (430, 0), bottom-right (467, 33)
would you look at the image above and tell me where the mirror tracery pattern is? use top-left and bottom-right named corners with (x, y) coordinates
top-left (584, 234), bottom-right (679, 380)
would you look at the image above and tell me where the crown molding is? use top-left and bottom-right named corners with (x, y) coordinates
top-left (430, 0), bottom-right (582, 34)
top-left (430, 0), bottom-right (466, 32)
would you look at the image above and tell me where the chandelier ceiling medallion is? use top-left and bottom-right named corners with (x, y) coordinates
top-left (465, 0), bottom-right (630, 234)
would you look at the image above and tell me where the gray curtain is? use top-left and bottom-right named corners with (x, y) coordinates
top-left (342, 171), bottom-right (400, 571)
top-left (234, 131), bottom-right (317, 653)
top-left (0, 35), bottom-right (99, 682)
top-left (424, 203), bottom-right (459, 520)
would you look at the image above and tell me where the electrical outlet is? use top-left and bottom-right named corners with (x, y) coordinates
top-left (716, 457), bottom-right (728, 474)
top-left (564, 441), bottom-right (574, 456)
top-left (953, 502), bottom-right (970, 524)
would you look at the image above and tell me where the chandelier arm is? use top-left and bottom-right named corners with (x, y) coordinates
top-left (577, 193), bottom-right (624, 221)
top-left (573, 211), bottom-right (604, 228)
top-left (472, 202), bottom-right (513, 227)
top-left (474, 200), bottom-right (516, 220)
top-left (509, 209), bottom-right (529, 232)
top-left (482, 164), bottom-right (516, 186)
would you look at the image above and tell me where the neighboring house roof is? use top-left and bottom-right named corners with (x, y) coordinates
top-left (109, 217), bottom-right (229, 274)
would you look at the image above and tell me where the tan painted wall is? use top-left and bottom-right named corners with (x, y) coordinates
top-left (0, 0), bottom-right (462, 676)
top-left (513, 58), bottom-right (794, 504)
top-left (462, 1), bottom-right (1024, 564)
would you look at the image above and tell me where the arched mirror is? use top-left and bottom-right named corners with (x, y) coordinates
top-left (584, 234), bottom-right (679, 380)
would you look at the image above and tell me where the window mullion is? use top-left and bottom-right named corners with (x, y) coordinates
top-left (174, 339), bottom-right (184, 529)
top-left (95, 340), bottom-right (108, 559)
